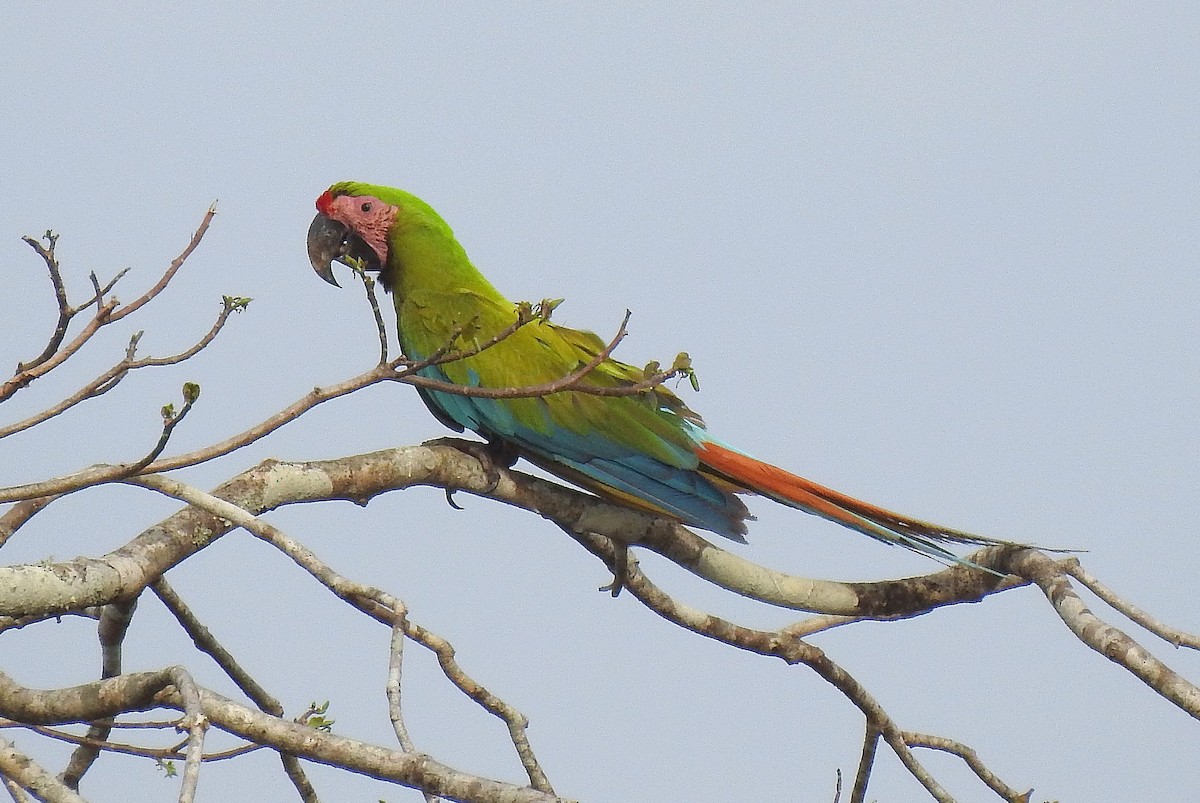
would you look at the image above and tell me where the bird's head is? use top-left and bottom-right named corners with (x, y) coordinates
top-left (308, 182), bottom-right (473, 296)
top-left (306, 183), bottom-right (395, 288)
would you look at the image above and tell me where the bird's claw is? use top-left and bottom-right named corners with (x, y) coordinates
top-left (599, 542), bottom-right (631, 597)
top-left (425, 436), bottom-right (514, 494)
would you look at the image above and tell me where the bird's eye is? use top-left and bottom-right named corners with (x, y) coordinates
top-left (361, 202), bottom-right (373, 213)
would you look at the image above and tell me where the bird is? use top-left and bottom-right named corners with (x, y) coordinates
top-left (307, 181), bottom-right (1012, 568)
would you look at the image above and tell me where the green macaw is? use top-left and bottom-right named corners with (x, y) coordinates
top-left (307, 181), bottom-right (1009, 565)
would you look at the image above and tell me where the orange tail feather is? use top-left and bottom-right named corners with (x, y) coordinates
top-left (694, 440), bottom-right (1009, 564)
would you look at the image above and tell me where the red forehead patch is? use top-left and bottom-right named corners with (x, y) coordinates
top-left (315, 190), bottom-right (336, 215)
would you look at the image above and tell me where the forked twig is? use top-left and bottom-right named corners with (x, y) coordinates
top-left (0, 296), bottom-right (244, 440)
top-left (1064, 559), bottom-right (1200, 649)
top-left (2, 204), bottom-right (218, 403)
top-left (905, 733), bottom-right (1031, 802)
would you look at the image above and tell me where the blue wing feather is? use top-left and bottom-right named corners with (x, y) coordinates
top-left (415, 365), bottom-right (748, 540)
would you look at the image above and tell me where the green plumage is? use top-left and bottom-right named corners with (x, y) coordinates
top-left (328, 182), bottom-right (706, 477)
top-left (314, 184), bottom-right (758, 535)
top-left (309, 181), bottom-right (1016, 563)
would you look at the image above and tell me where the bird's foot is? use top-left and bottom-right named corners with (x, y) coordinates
top-left (424, 436), bottom-right (514, 494)
top-left (599, 542), bottom-right (631, 598)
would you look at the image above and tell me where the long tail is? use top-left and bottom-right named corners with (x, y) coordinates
top-left (694, 439), bottom-right (1015, 569)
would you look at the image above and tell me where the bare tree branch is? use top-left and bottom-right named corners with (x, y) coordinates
top-left (0, 735), bottom-right (85, 803)
top-left (8, 444), bottom-right (1188, 798)
top-left (1064, 559), bottom-right (1200, 649)
top-left (0, 717), bottom-right (259, 764)
top-left (0, 295), bottom-right (245, 440)
top-left (904, 732), bottom-right (1031, 802)
top-left (0, 296), bottom-right (119, 402)
top-left (58, 596), bottom-right (137, 789)
top-left (165, 666), bottom-right (208, 803)
top-left (14, 231), bottom-right (71, 373)
top-left (387, 606), bottom-right (440, 803)
top-left (358, 270), bottom-right (390, 363)
top-left (0, 384), bottom-right (199, 503)
top-left (1011, 548), bottom-right (1200, 721)
top-left (0, 497), bottom-right (58, 548)
top-left (556, 530), bottom-right (981, 802)
top-left (130, 472), bottom-right (557, 796)
top-left (3, 207), bottom-right (1193, 802)
top-left (0, 669), bottom-right (568, 803)
top-left (0, 445), bottom-right (1151, 628)
top-left (150, 581), bottom-right (278, 716)
top-left (108, 203), bottom-right (217, 324)
top-left (386, 607), bottom-right (417, 751)
top-left (2, 204), bottom-right (217, 403)
top-left (0, 305), bottom-right (678, 505)
top-left (850, 726), bottom-right (879, 803)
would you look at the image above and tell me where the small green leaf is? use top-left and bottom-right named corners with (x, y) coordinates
top-left (643, 360), bottom-right (661, 378)
top-left (222, 295), bottom-right (252, 312)
top-left (182, 382), bottom-right (200, 403)
top-left (537, 297), bottom-right (564, 320)
top-left (303, 700), bottom-right (335, 731)
top-left (669, 352), bottom-right (700, 391)
top-left (160, 403), bottom-right (175, 420)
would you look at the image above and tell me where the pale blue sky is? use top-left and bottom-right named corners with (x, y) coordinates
top-left (2, 4), bottom-right (1198, 801)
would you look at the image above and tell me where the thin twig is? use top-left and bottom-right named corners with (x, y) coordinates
top-left (124, 395), bottom-right (198, 474)
top-left (2, 204), bottom-right (216, 403)
top-left (850, 726), bottom-right (879, 803)
top-left (15, 231), bottom-right (71, 373)
top-left (0, 719), bottom-right (260, 763)
top-left (1064, 559), bottom-right (1200, 649)
top-left (0, 298), bottom-right (119, 402)
top-left (1, 297), bottom-right (239, 440)
top-left (149, 579), bottom-right (318, 801)
top-left (150, 581), bottom-right (281, 713)
top-left (392, 310), bottom-right (637, 400)
top-left (906, 732), bottom-right (1031, 802)
top-left (1011, 549), bottom-right (1200, 722)
top-left (0, 497), bottom-right (58, 548)
top-left (165, 666), bottom-right (208, 803)
top-left (405, 305), bottom-right (536, 372)
top-left (361, 273), bottom-right (390, 363)
top-left (386, 608), bottom-right (416, 752)
top-left (385, 608), bottom-right (439, 803)
top-left (108, 202), bottom-right (218, 323)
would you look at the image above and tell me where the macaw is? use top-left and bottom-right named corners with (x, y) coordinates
top-left (307, 181), bottom-right (1009, 566)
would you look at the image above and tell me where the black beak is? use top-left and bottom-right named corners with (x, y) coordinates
top-left (306, 213), bottom-right (380, 287)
